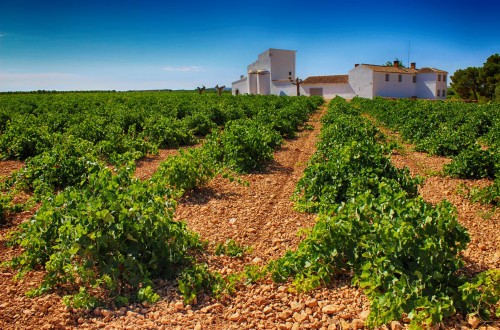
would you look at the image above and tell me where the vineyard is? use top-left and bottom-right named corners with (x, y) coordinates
top-left (0, 92), bottom-right (499, 329)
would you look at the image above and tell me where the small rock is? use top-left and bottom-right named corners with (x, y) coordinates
top-left (276, 293), bottom-right (288, 300)
top-left (279, 311), bottom-right (293, 320)
top-left (252, 257), bottom-right (263, 264)
top-left (305, 298), bottom-right (318, 308)
top-left (293, 312), bottom-right (308, 323)
top-left (359, 310), bottom-right (370, 320)
top-left (321, 305), bottom-right (337, 315)
top-left (478, 243), bottom-right (487, 251)
top-left (255, 298), bottom-right (268, 306)
top-left (291, 322), bottom-right (300, 330)
top-left (391, 321), bottom-right (403, 330)
top-left (174, 301), bottom-right (184, 311)
top-left (101, 309), bottom-right (112, 317)
top-left (352, 318), bottom-right (365, 329)
top-left (229, 218), bottom-right (236, 224)
top-left (263, 306), bottom-right (273, 314)
top-left (468, 315), bottom-right (481, 329)
top-left (229, 312), bottom-right (240, 321)
top-left (194, 323), bottom-right (202, 330)
top-left (339, 312), bottom-right (351, 320)
top-left (290, 301), bottom-right (305, 312)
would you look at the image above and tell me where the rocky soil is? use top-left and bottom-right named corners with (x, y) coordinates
top-left (0, 103), bottom-right (498, 329)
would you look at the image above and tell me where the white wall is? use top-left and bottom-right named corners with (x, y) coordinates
top-left (436, 73), bottom-right (447, 99)
top-left (416, 73), bottom-right (437, 99)
top-left (258, 72), bottom-right (271, 95)
top-left (303, 84), bottom-right (356, 99)
top-left (248, 73), bottom-right (258, 95)
top-left (232, 77), bottom-right (248, 95)
top-left (271, 81), bottom-right (297, 96)
top-left (348, 66), bottom-right (373, 98)
top-left (373, 72), bottom-right (416, 98)
top-left (269, 49), bottom-right (296, 81)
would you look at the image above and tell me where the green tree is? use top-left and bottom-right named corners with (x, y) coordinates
top-left (450, 67), bottom-right (481, 100)
top-left (384, 58), bottom-right (407, 68)
top-left (479, 54), bottom-right (500, 100)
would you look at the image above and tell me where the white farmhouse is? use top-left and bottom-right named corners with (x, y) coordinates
top-left (232, 49), bottom-right (448, 100)
top-left (349, 61), bottom-right (448, 99)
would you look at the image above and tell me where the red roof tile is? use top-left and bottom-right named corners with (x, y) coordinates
top-left (362, 64), bottom-right (418, 74)
top-left (303, 75), bottom-right (349, 84)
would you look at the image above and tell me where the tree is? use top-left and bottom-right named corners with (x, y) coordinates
top-left (479, 54), bottom-right (500, 100)
top-left (196, 85), bottom-right (206, 94)
top-left (450, 67), bottom-right (481, 100)
top-left (291, 78), bottom-right (303, 96)
top-left (384, 58), bottom-right (407, 68)
top-left (215, 84), bottom-right (226, 96)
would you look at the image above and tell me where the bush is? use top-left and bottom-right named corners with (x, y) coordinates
top-left (444, 145), bottom-right (497, 179)
top-left (210, 119), bottom-right (283, 173)
top-left (15, 135), bottom-right (99, 196)
top-left (0, 116), bottom-right (53, 159)
top-left (142, 117), bottom-right (197, 148)
top-left (6, 165), bottom-right (203, 307)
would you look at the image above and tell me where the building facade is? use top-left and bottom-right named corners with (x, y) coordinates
top-left (232, 49), bottom-right (297, 96)
top-left (232, 49), bottom-right (448, 99)
top-left (348, 62), bottom-right (448, 99)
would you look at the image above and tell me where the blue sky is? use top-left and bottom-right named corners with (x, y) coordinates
top-left (0, 0), bottom-right (499, 91)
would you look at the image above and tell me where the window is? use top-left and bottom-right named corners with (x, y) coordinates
top-left (442, 90), bottom-right (446, 97)
top-left (438, 74), bottom-right (442, 81)
top-left (437, 90), bottom-right (441, 97)
top-left (413, 75), bottom-right (417, 83)
top-left (385, 74), bottom-right (390, 81)
top-left (443, 75), bottom-right (447, 83)
top-left (398, 74), bottom-right (402, 82)
top-left (289, 71), bottom-right (292, 76)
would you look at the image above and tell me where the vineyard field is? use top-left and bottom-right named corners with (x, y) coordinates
top-left (0, 94), bottom-right (498, 329)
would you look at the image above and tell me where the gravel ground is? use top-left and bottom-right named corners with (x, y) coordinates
top-left (0, 104), bottom-right (498, 329)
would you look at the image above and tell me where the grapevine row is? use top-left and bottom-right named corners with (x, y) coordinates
top-left (353, 97), bottom-right (499, 205)
top-left (269, 97), bottom-right (499, 328)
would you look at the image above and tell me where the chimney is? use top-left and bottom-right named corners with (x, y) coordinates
top-left (393, 60), bottom-right (399, 68)
top-left (410, 62), bottom-right (416, 69)
top-left (354, 63), bottom-right (359, 67)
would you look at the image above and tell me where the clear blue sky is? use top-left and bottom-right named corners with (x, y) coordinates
top-left (1, 0), bottom-right (499, 91)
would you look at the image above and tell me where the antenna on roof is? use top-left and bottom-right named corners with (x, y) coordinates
top-left (407, 40), bottom-right (411, 68)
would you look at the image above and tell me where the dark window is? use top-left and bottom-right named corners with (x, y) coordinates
top-left (437, 90), bottom-right (441, 97)
top-left (385, 74), bottom-right (390, 81)
top-left (443, 75), bottom-right (447, 83)
top-left (442, 89), bottom-right (446, 97)
top-left (438, 74), bottom-right (442, 81)
top-left (413, 75), bottom-right (417, 83)
top-left (289, 71), bottom-right (292, 76)
top-left (398, 75), bottom-right (402, 82)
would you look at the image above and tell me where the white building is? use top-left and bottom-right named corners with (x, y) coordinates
top-left (232, 48), bottom-right (298, 96)
top-left (232, 49), bottom-right (448, 100)
top-left (301, 75), bottom-right (356, 99)
top-left (348, 61), bottom-right (448, 99)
